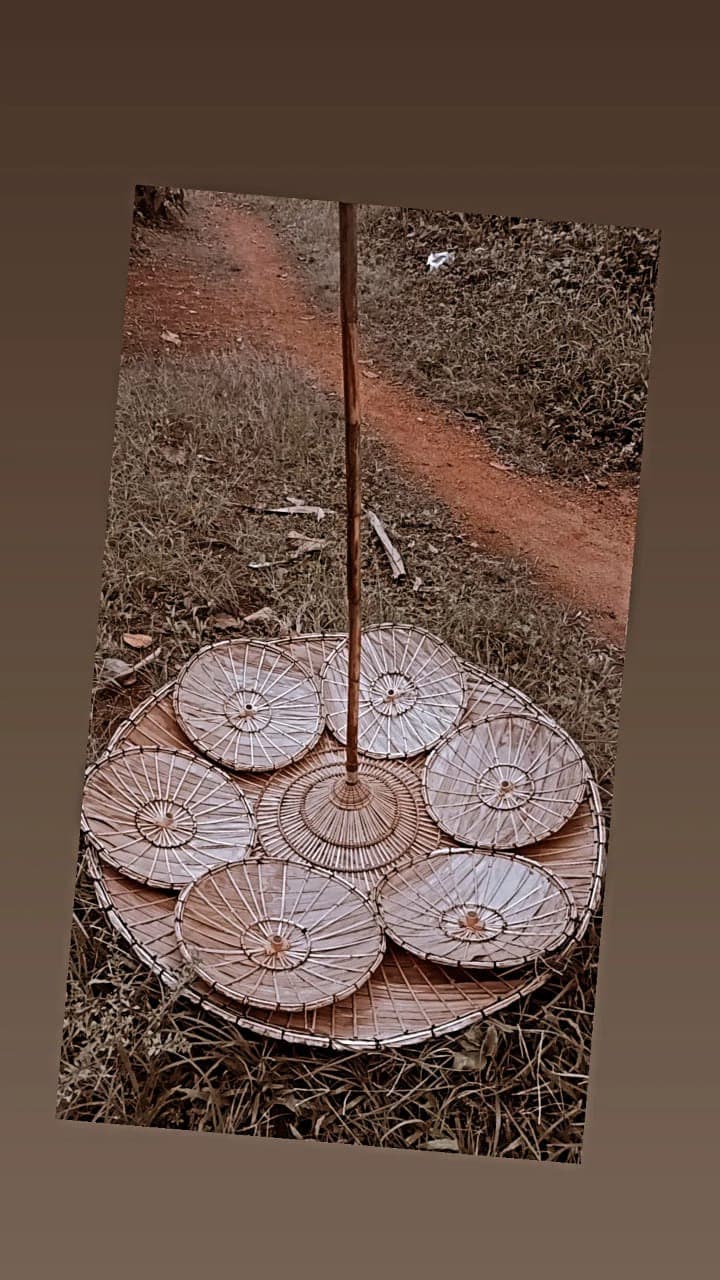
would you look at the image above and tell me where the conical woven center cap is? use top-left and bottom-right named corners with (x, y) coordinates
top-left (257, 754), bottom-right (426, 875)
top-left (330, 777), bottom-right (374, 807)
top-left (300, 766), bottom-right (400, 845)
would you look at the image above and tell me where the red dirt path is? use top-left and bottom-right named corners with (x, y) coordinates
top-left (123, 191), bottom-right (638, 647)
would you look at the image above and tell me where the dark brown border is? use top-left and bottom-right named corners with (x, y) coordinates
top-left (1, 41), bottom-right (718, 1280)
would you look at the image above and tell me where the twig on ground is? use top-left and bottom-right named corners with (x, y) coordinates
top-left (243, 502), bottom-right (332, 521)
top-left (366, 509), bottom-right (407, 580)
top-left (250, 531), bottom-right (327, 570)
top-left (94, 646), bottom-right (162, 693)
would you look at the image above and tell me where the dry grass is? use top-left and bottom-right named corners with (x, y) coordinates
top-left (240, 193), bottom-right (659, 485)
top-left (59, 346), bottom-right (622, 1159)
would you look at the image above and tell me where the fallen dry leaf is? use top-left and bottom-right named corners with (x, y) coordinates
top-left (160, 444), bottom-right (187, 466)
top-left (450, 1022), bottom-right (500, 1074)
top-left (122, 633), bottom-right (153, 650)
top-left (451, 1051), bottom-right (483, 1072)
top-left (243, 606), bottom-right (281, 625)
top-left (211, 613), bottom-right (243, 631)
top-left (286, 530), bottom-right (327, 555)
top-left (99, 657), bottom-right (136, 683)
top-left (161, 329), bottom-right (181, 346)
top-left (249, 532), bottom-right (327, 570)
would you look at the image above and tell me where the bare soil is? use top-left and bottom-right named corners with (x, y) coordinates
top-left (124, 191), bottom-right (637, 646)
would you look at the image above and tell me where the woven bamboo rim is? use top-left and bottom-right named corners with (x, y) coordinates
top-left (83, 634), bottom-right (606, 1049)
top-left (173, 638), bottom-right (324, 773)
top-left (175, 856), bottom-right (385, 1011)
top-left (422, 713), bottom-right (587, 849)
top-left (320, 624), bottom-right (467, 759)
top-left (376, 849), bottom-right (577, 971)
top-left (81, 745), bottom-right (256, 889)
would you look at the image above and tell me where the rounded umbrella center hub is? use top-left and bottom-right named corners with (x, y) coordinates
top-left (223, 689), bottom-right (272, 733)
top-left (369, 670), bottom-right (419, 718)
top-left (439, 904), bottom-right (506, 942)
top-left (240, 919), bottom-right (311, 971)
top-left (476, 764), bottom-right (535, 811)
top-left (135, 798), bottom-right (198, 848)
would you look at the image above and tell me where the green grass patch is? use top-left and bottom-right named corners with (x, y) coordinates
top-left (241, 193), bottom-right (658, 485)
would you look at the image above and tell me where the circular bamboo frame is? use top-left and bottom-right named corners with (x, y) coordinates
top-left (81, 745), bottom-right (256, 889)
top-left (320, 624), bottom-right (467, 759)
top-left (83, 635), bottom-right (606, 1050)
top-left (173, 638), bottom-right (324, 773)
top-left (423, 714), bottom-right (587, 849)
top-left (376, 849), bottom-right (577, 971)
top-left (175, 857), bottom-right (385, 1012)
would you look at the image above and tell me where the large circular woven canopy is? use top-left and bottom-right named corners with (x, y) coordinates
top-left (86, 646), bottom-right (606, 1049)
top-left (81, 746), bottom-right (256, 889)
top-left (423, 713), bottom-right (587, 849)
top-left (175, 858), bottom-right (385, 1011)
top-left (255, 746), bottom-right (441, 883)
top-left (173, 638), bottom-right (323, 773)
top-left (377, 849), bottom-right (577, 970)
top-left (320, 624), bottom-right (467, 759)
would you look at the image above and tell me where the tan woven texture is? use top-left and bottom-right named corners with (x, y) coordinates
top-left (81, 746), bottom-right (256, 889)
top-left (255, 747), bottom-right (444, 891)
top-left (321, 625), bottom-right (467, 759)
top-left (377, 850), bottom-right (577, 970)
top-left (83, 634), bottom-right (605, 1049)
top-left (176, 858), bottom-right (384, 1011)
top-left (173, 638), bottom-right (324, 772)
top-left (423, 714), bottom-right (587, 849)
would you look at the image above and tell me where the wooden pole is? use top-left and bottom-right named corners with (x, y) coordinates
top-left (339, 202), bottom-right (362, 784)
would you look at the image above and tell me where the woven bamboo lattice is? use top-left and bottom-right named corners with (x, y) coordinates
top-left (82, 636), bottom-right (606, 1050)
top-left (173, 638), bottom-right (324, 773)
top-left (255, 746), bottom-right (444, 890)
top-left (423, 713), bottom-right (587, 850)
top-left (376, 849), bottom-right (577, 970)
top-left (320, 624), bottom-right (467, 759)
top-left (175, 857), bottom-right (385, 1011)
top-left (81, 746), bottom-right (256, 889)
